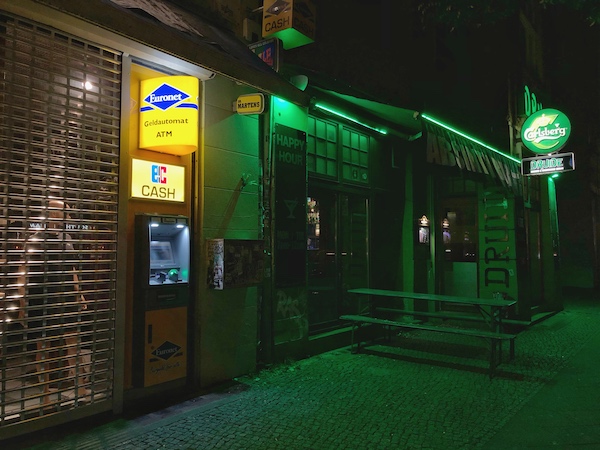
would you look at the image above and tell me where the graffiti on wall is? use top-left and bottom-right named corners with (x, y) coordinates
top-left (274, 287), bottom-right (308, 344)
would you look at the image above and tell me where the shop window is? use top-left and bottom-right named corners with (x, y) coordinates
top-left (0, 13), bottom-right (120, 425)
top-left (342, 128), bottom-right (369, 184)
top-left (441, 199), bottom-right (478, 262)
top-left (307, 116), bottom-right (370, 184)
top-left (443, 177), bottom-right (477, 195)
top-left (307, 116), bottom-right (337, 178)
top-left (307, 197), bottom-right (320, 250)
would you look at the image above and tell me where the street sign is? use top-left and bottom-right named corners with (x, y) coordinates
top-left (521, 152), bottom-right (575, 176)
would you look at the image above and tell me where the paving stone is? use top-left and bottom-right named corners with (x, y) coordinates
top-left (13, 298), bottom-right (600, 450)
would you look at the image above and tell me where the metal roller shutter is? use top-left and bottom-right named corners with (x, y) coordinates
top-left (0, 12), bottom-right (121, 426)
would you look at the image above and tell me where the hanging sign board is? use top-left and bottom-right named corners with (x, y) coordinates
top-left (235, 93), bottom-right (265, 115)
top-left (139, 76), bottom-right (199, 155)
top-left (249, 38), bottom-right (281, 72)
top-left (521, 108), bottom-right (571, 154)
top-left (131, 158), bottom-right (185, 202)
top-left (521, 152), bottom-right (575, 176)
top-left (262, 0), bottom-right (316, 49)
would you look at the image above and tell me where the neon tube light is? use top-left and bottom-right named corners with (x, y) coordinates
top-left (421, 113), bottom-right (521, 164)
top-left (315, 103), bottom-right (388, 135)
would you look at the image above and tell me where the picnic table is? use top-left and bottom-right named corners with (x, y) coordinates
top-left (341, 288), bottom-right (517, 378)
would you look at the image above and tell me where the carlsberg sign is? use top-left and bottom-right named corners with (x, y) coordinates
top-left (521, 108), bottom-right (571, 154)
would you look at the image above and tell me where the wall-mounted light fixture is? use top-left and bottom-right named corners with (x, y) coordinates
top-left (418, 215), bottom-right (430, 244)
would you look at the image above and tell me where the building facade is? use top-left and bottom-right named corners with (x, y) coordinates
top-left (0, 0), bottom-right (310, 439)
top-left (0, 0), bottom-right (574, 440)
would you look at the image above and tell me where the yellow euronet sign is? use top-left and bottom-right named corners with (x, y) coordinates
top-left (139, 76), bottom-right (199, 155)
top-left (236, 93), bottom-right (265, 115)
top-left (131, 158), bottom-right (185, 202)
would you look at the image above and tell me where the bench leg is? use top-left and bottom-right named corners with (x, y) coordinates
top-left (350, 323), bottom-right (357, 353)
top-left (350, 323), bottom-right (363, 354)
top-left (490, 338), bottom-right (516, 379)
top-left (496, 339), bottom-right (502, 366)
top-left (489, 339), bottom-right (497, 380)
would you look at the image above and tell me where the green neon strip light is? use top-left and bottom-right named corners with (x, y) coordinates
top-left (421, 113), bottom-right (521, 164)
top-left (315, 103), bottom-right (387, 135)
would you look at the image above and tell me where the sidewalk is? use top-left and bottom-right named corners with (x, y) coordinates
top-left (485, 300), bottom-right (600, 449)
top-left (13, 295), bottom-right (600, 449)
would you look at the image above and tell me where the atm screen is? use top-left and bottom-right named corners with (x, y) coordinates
top-left (150, 241), bottom-right (175, 268)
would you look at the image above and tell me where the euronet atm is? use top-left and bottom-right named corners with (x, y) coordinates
top-left (133, 214), bottom-right (190, 387)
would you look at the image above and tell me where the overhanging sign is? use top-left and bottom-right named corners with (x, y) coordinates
top-left (262, 0), bottom-right (316, 49)
top-left (521, 108), bottom-right (571, 154)
top-left (521, 152), bottom-right (575, 176)
top-left (235, 93), bottom-right (265, 115)
top-left (139, 76), bottom-right (199, 155)
top-left (249, 38), bottom-right (281, 72)
top-left (131, 158), bottom-right (185, 202)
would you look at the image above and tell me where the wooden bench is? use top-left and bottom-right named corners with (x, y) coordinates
top-left (342, 289), bottom-right (518, 379)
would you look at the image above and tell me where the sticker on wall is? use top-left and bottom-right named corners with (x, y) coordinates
top-left (139, 76), bottom-right (199, 155)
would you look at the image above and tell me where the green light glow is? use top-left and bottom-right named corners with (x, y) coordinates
top-left (271, 28), bottom-right (314, 50)
top-left (421, 113), bottom-right (521, 164)
top-left (315, 103), bottom-right (388, 135)
top-left (551, 173), bottom-right (560, 179)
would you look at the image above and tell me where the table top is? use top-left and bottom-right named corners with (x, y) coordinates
top-left (347, 288), bottom-right (516, 308)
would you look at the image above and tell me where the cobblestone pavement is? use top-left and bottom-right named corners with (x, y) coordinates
top-left (21, 298), bottom-right (600, 450)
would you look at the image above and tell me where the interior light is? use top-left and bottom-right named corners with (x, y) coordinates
top-left (176, 224), bottom-right (185, 229)
top-left (84, 81), bottom-right (94, 90)
top-left (150, 223), bottom-right (159, 228)
top-left (421, 113), bottom-right (521, 164)
top-left (315, 103), bottom-right (388, 135)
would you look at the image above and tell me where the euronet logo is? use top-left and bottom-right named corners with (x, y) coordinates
top-left (152, 341), bottom-right (181, 361)
top-left (140, 83), bottom-right (197, 112)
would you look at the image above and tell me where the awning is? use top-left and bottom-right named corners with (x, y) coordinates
top-left (283, 66), bottom-right (423, 140)
top-left (422, 114), bottom-right (523, 195)
top-left (313, 88), bottom-right (423, 140)
top-left (30, 0), bottom-right (311, 107)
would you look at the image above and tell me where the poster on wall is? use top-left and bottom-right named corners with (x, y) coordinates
top-left (273, 124), bottom-right (307, 287)
top-left (206, 239), bottom-right (264, 289)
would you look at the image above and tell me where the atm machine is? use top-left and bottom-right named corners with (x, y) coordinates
top-left (133, 214), bottom-right (190, 387)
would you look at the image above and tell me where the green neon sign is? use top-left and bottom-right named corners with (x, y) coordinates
top-left (314, 103), bottom-right (388, 135)
top-left (521, 108), bottom-right (571, 154)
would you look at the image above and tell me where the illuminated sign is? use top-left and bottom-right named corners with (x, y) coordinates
top-left (521, 108), bottom-right (571, 154)
top-left (262, 0), bottom-right (315, 50)
top-left (521, 152), bottom-right (575, 176)
top-left (131, 158), bottom-right (185, 202)
top-left (139, 76), bottom-right (199, 155)
top-left (236, 93), bottom-right (265, 115)
top-left (523, 85), bottom-right (543, 117)
top-left (249, 38), bottom-right (281, 72)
